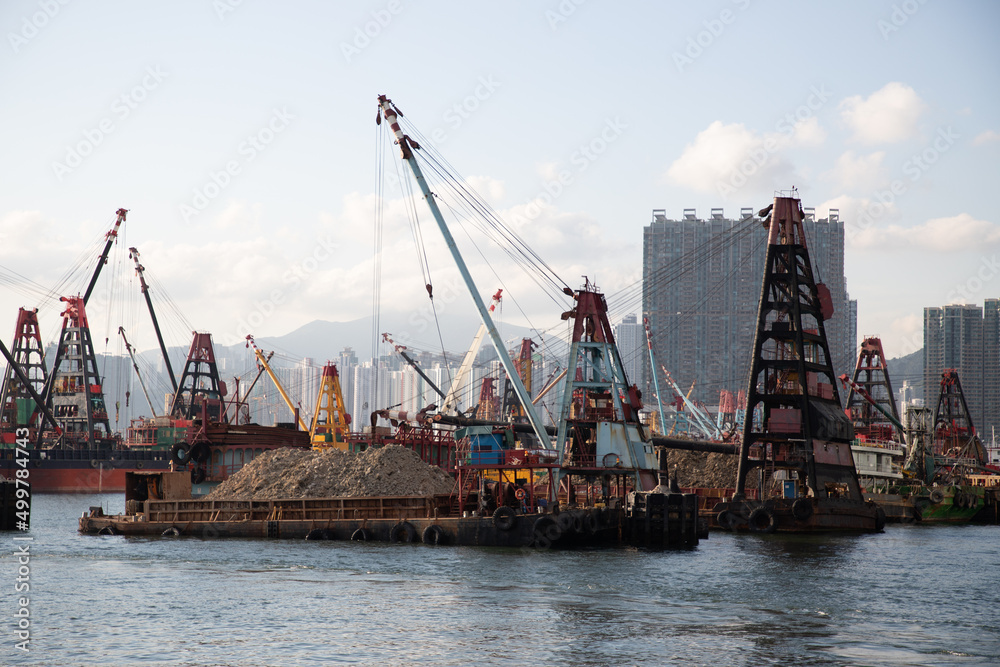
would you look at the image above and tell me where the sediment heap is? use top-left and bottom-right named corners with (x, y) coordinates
top-left (205, 445), bottom-right (455, 500)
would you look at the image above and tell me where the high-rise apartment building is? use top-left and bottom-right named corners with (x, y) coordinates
top-left (642, 206), bottom-right (856, 407)
top-left (613, 314), bottom-right (643, 388)
top-left (924, 301), bottom-right (998, 436)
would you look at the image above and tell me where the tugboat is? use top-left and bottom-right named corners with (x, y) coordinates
top-left (713, 194), bottom-right (883, 533)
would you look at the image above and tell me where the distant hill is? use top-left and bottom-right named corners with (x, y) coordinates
top-left (886, 348), bottom-right (923, 401)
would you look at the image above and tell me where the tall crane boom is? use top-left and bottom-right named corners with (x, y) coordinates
top-left (119, 326), bottom-right (157, 417)
top-left (377, 94), bottom-right (552, 451)
top-left (84, 208), bottom-right (127, 304)
top-left (129, 247), bottom-right (178, 393)
top-left (245, 335), bottom-right (308, 432)
top-left (382, 332), bottom-right (446, 401)
top-left (838, 373), bottom-right (905, 433)
top-left (642, 316), bottom-right (668, 435)
top-left (441, 288), bottom-right (502, 415)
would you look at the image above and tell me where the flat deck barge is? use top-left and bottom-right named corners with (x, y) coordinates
top-left (79, 472), bottom-right (707, 548)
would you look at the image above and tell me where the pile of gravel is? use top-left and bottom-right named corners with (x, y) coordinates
top-left (662, 449), bottom-right (747, 489)
top-left (205, 445), bottom-right (455, 500)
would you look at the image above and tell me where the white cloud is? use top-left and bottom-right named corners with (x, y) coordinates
top-left (465, 175), bottom-right (505, 201)
top-left (839, 82), bottom-right (926, 144)
top-left (792, 117), bottom-right (827, 147)
top-left (848, 212), bottom-right (1000, 252)
top-left (823, 150), bottom-right (888, 192)
top-left (664, 121), bottom-right (793, 195)
top-left (973, 130), bottom-right (1000, 146)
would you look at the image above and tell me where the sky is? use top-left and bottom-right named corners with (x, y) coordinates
top-left (0, 0), bottom-right (998, 366)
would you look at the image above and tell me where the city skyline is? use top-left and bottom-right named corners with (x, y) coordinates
top-left (1, 3), bottom-right (998, 384)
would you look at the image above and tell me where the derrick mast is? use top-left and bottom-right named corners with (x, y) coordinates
top-left (554, 281), bottom-right (655, 489)
top-left (310, 363), bottom-right (351, 450)
top-left (37, 208), bottom-right (126, 448)
top-left (48, 297), bottom-right (114, 448)
top-left (0, 308), bottom-right (48, 434)
top-left (170, 332), bottom-right (228, 422)
top-left (844, 336), bottom-right (903, 442)
top-left (933, 369), bottom-right (986, 463)
top-left (718, 194), bottom-right (879, 533)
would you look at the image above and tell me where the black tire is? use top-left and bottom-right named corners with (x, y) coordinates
top-left (582, 512), bottom-right (597, 535)
top-left (98, 526), bottom-right (117, 536)
top-left (190, 467), bottom-right (206, 484)
top-left (305, 529), bottom-right (327, 541)
top-left (170, 443), bottom-right (191, 466)
top-left (533, 515), bottom-right (560, 547)
top-left (351, 528), bottom-right (368, 542)
top-left (748, 507), bottom-right (776, 533)
top-left (90, 459), bottom-right (101, 469)
top-left (493, 506), bottom-right (517, 531)
top-left (874, 506), bottom-right (886, 531)
top-left (422, 525), bottom-right (448, 545)
top-left (716, 509), bottom-right (734, 530)
top-left (189, 441), bottom-right (211, 463)
top-left (162, 527), bottom-right (181, 537)
top-left (929, 489), bottom-right (945, 504)
top-left (389, 521), bottom-right (417, 543)
top-left (135, 461), bottom-right (144, 469)
top-left (792, 498), bottom-right (813, 521)
top-left (953, 492), bottom-right (965, 509)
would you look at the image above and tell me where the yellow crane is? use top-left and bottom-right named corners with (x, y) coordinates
top-left (245, 335), bottom-right (308, 432)
top-left (310, 363), bottom-right (351, 451)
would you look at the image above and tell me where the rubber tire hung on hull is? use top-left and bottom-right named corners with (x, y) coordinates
top-left (389, 521), bottom-right (417, 543)
top-left (422, 525), bottom-right (447, 545)
top-left (493, 506), bottom-right (517, 531)
top-left (170, 443), bottom-right (191, 466)
top-left (792, 498), bottom-right (813, 521)
top-left (748, 507), bottom-right (777, 533)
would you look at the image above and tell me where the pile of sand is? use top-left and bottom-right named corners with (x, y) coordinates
top-left (205, 445), bottom-right (455, 500)
top-left (663, 449), bottom-right (745, 489)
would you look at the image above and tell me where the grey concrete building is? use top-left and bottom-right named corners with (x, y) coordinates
top-left (641, 206), bottom-right (856, 407)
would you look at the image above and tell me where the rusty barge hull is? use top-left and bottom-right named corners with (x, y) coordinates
top-left (713, 497), bottom-right (884, 533)
top-left (79, 491), bottom-right (704, 548)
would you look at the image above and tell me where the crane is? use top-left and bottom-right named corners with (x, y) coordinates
top-left (128, 246), bottom-right (178, 394)
top-left (440, 288), bottom-right (502, 415)
top-left (382, 332), bottom-right (447, 401)
top-left (310, 363), bottom-right (351, 450)
top-left (838, 373), bottom-right (904, 434)
top-left (642, 316), bottom-right (668, 435)
top-left (377, 95), bottom-right (552, 453)
top-left (245, 335), bottom-right (308, 432)
top-left (660, 366), bottom-right (721, 439)
top-left (38, 208), bottom-right (127, 411)
top-left (118, 327), bottom-right (157, 417)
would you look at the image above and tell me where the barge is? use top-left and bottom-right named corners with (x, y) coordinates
top-left (79, 471), bottom-right (706, 548)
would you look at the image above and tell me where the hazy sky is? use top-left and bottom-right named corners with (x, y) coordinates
top-left (1, 1), bottom-right (997, 364)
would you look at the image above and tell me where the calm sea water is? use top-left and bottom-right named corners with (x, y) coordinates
top-left (2, 493), bottom-right (999, 667)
